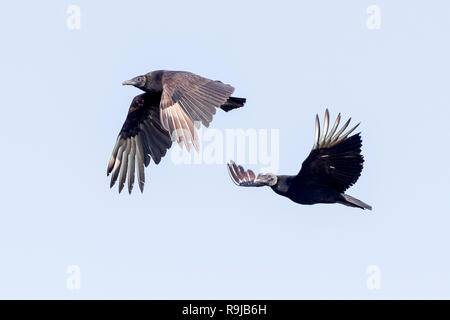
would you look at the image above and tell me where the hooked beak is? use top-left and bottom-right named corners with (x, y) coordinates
top-left (122, 79), bottom-right (137, 86)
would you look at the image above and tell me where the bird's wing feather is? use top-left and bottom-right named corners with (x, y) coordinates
top-left (160, 71), bottom-right (235, 151)
top-left (107, 92), bottom-right (172, 193)
top-left (295, 109), bottom-right (364, 193)
top-left (227, 161), bottom-right (268, 187)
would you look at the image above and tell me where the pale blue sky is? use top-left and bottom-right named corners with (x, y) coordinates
top-left (0, 0), bottom-right (449, 299)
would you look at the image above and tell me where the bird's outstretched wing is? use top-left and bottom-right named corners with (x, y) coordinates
top-left (107, 92), bottom-right (172, 193)
top-left (295, 109), bottom-right (364, 193)
top-left (227, 161), bottom-right (269, 187)
top-left (159, 71), bottom-right (235, 151)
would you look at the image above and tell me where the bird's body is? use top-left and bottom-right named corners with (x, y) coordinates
top-left (108, 70), bottom-right (246, 193)
top-left (228, 110), bottom-right (372, 210)
top-left (272, 177), bottom-right (343, 205)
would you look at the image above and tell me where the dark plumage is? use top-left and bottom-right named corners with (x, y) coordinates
top-left (121, 70), bottom-right (245, 151)
top-left (227, 110), bottom-right (372, 210)
top-left (108, 70), bottom-right (246, 193)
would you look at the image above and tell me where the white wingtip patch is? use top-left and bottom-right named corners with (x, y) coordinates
top-left (313, 110), bottom-right (360, 150)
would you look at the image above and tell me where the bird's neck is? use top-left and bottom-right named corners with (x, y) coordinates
top-left (271, 175), bottom-right (294, 196)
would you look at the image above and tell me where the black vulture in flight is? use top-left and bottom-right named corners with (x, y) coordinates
top-left (108, 70), bottom-right (246, 193)
top-left (227, 110), bottom-right (372, 210)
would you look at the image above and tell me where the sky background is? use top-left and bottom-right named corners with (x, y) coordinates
top-left (0, 0), bottom-right (449, 299)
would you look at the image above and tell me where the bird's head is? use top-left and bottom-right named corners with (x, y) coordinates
top-left (122, 75), bottom-right (147, 90)
top-left (255, 173), bottom-right (278, 186)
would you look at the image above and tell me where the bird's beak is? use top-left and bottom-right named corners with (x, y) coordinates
top-left (122, 79), bottom-right (136, 86)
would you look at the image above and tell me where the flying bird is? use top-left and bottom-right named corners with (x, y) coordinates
top-left (227, 110), bottom-right (372, 210)
top-left (108, 70), bottom-right (246, 193)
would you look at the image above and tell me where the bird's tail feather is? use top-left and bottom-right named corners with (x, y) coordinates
top-left (220, 97), bottom-right (246, 112)
top-left (341, 194), bottom-right (372, 210)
